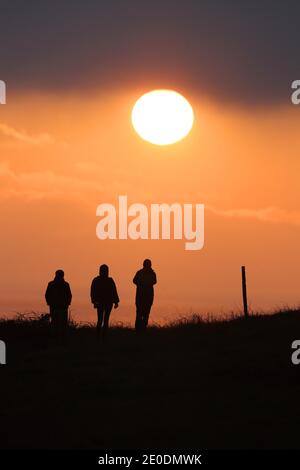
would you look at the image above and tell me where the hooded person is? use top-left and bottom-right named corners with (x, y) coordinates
top-left (90, 264), bottom-right (119, 338)
top-left (133, 259), bottom-right (157, 331)
top-left (45, 269), bottom-right (72, 338)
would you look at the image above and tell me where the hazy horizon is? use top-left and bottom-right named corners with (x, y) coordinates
top-left (1, 2), bottom-right (300, 324)
top-left (1, 92), bottom-right (300, 323)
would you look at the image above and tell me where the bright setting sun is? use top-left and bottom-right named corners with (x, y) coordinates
top-left (131, 89), bottom-right (194, 145)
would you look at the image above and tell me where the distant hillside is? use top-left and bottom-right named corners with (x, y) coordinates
top-left (1, 309), bottom-right (300, 449)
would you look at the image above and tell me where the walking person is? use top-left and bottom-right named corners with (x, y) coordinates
top-left (45, 269), bottom-right (72, 340)
top-left (133, 259), bottom-right (157, 331)
top-left (90, 264), bottom-right (119, 339)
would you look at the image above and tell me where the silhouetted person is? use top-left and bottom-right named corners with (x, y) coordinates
top-left (90, 264), bottom-right (119, 339)
top-left (133, 259), bottom-right (157, 331)
top-left (45, 270), bottom-right (72, 339)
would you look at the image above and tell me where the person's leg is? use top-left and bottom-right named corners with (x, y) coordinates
top-left (97, 306), bottom-right (104, 338)
top-left (103, 303), bottom-right (113, 338)
top-left (61, 308), bottom-right (68, 340)
top-left (135, 305), bottom-right (143, 331)
top-left (50, 307), bottom-right (59, 338)
top-left (143, 304), bottom-right (152, 328)
top-left (55, 308), bottom-right (62, 341)
top-left (56, 309), bottom-right (62, 340)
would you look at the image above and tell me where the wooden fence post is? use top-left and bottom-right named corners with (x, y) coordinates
top-left (241, 266), bottom-right (249, 318)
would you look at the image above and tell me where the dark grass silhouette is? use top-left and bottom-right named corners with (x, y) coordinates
top-left (1, 309), bottom-right (300, 449)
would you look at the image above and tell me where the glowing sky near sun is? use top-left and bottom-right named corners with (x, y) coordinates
top-left (0, 89), bottom-right (300, 323)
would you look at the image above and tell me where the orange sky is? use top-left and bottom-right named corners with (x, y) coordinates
top-left (0, 89), bottom-right (299, 324)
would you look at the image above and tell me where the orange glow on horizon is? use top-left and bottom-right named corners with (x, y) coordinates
top-left (0, 90), bottom-right (300, 323)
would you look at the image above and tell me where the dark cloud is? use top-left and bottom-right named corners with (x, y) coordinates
top-left (0, 0), bottom-right (300, 105)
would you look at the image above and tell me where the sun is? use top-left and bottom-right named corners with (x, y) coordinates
top-left (131, 89), bottom-right (194, 145)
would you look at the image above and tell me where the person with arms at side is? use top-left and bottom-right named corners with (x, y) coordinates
top-left (45, 269), bottom-right (72, 340)
top-left (90, 264), bottom-right (119, 339)
top-left (133, 259), bottom-right (157, 331)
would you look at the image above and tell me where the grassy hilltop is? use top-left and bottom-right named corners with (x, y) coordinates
top-left (1, 310), bottom-right (300, 449)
